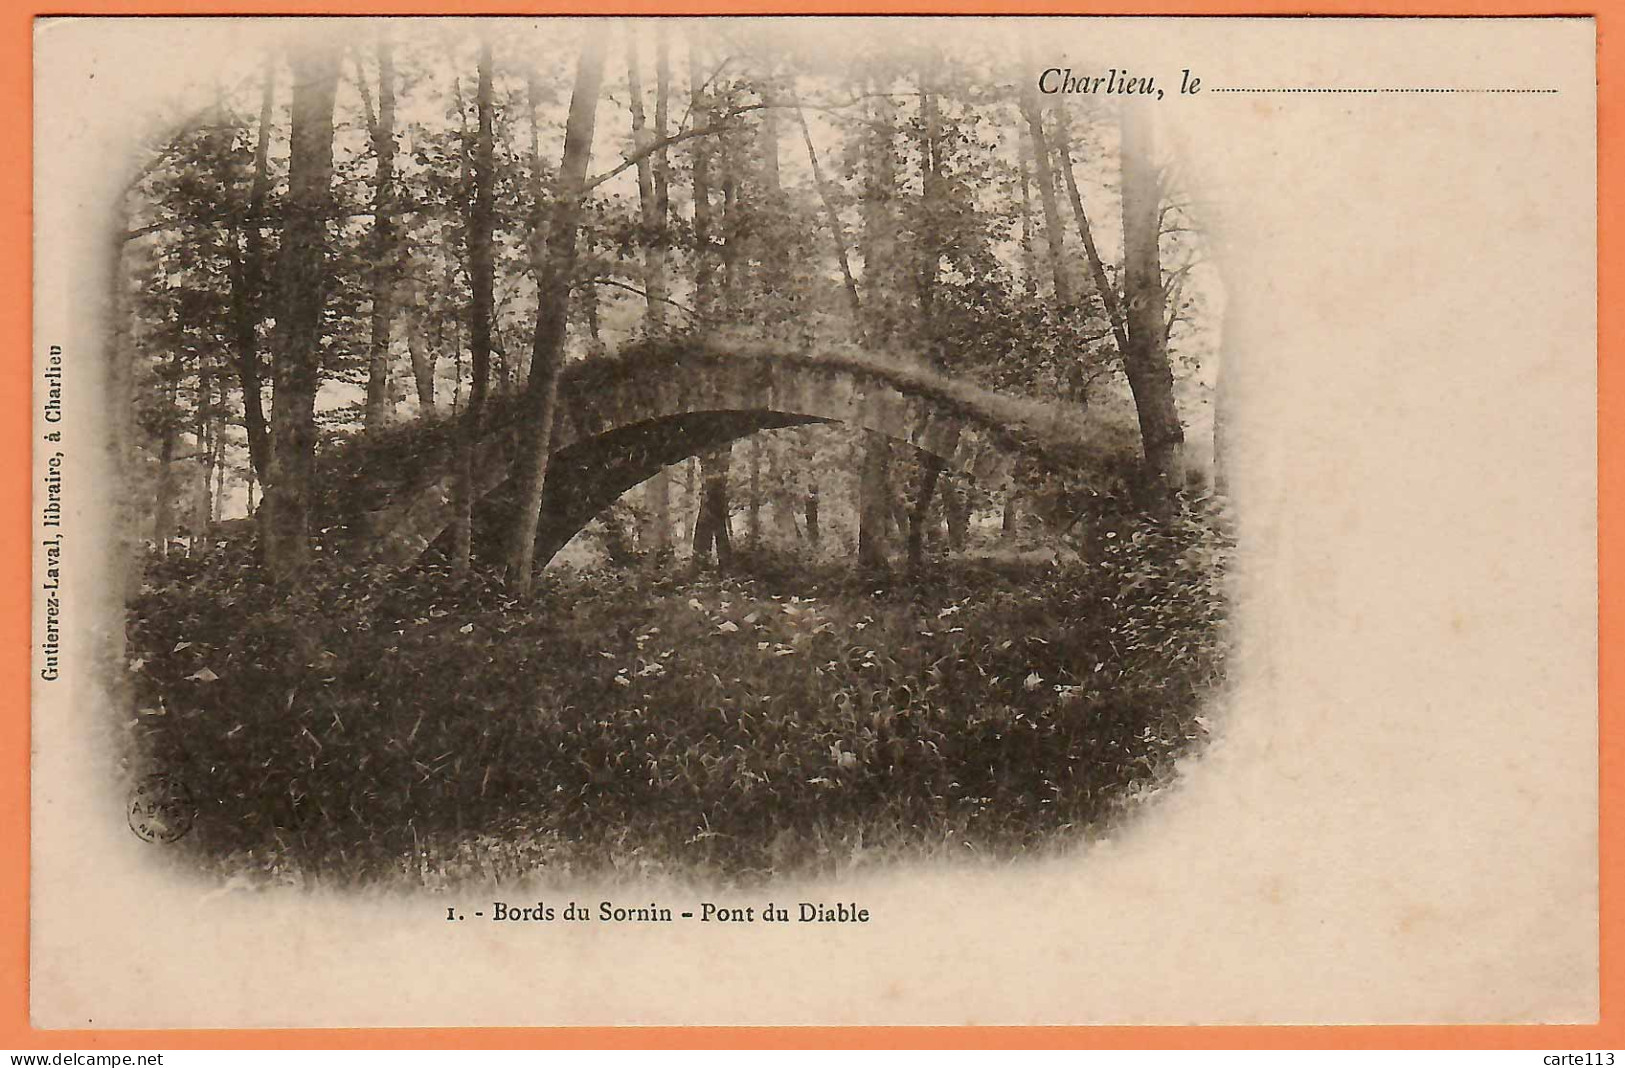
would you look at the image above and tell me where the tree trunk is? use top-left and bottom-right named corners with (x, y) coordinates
top-left (691, 445), bottom-right (733, 569)
top-left (153, 441), bottom-right (175, 556)
top-left (581, 277), bottom-right (606, 357)
top-left (688, 37), bottom-right (717, 320)
top-left (404, 278), bottom-right (436, 410)
top-left (196, 354), bottom-right (214, 532)
top-left (692, 479), bottom-right (712, 558)
top-left (153, 353), bottom-right (182, 557)
top-left (263, 43), bottom-right (340, 582)
top-left (1017, 82), bottom-right (1072, 305)
top-left (230, 61), bottom-right (274, 493)
top-left (653, 27), bottom-right (672, 325)
top-left (915, 64), bottom-right (945, 365)
top-left (714, 87), bottom-right (744, 541)
top-left (804, 486), bottom-right (820, 548)
top-left (855, 81), bottom-right (905, 564)
top-left (684, 456), bottom-right (698, 545)
top-left (523, 65), bottom-right (548, 291)
top-left (752, 75), bottom-right (791, 549)
top-left (860, 84), bottom-right (903, 346)
top-left (450, 71), bottom-right (473, 423)
top-left (1018, 120), bottom-right (1038, 300)
top-left (748, 437), bottom-right (761, 546)
top-left (720, 146), bottom-right (742, 319)
top-left (684, 32), bottom-right (737, 567)
top-left (507, 28), bottom-right (608, 593)
top-left (453, 39), bottom-right (496, 574)
top-left (857, 435), bottom-right (892, 569)
top-left (629, 28), bottom-right (673, 553)
top-left (942, 478), bottom-right (968, 551)
top-left (795, 100), bottom-right (863, 340)
top-left (1119, 103), bottom-right (1185, 518)
top-left (625, 31), bottom-right (656, 309)
top-left (768, 439), bottom-right (799, 541)
top-left (212, 377), bottom-right (227, 523)
top-left (790, 96), bottom-right (855, 528)
top-left (643, 468), bottom-right (672, 553)
top-left (758, 67), bottom-right (791, 341)
top-left (439, 209), bottom-right (462, 414)
top-left (364, 32), bottom-right (398, 430)
top-left (1054, 102), bottom-right (1128, 357)
top-left (626, 26), bottom-right (671, 332)
top-left (451, 321), bottom-right (463, 414)
top-left (906, 455), bottom-right (942, 571)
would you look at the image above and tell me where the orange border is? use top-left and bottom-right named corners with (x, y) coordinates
top-left (2, 0), bottom-right (1616, 1050)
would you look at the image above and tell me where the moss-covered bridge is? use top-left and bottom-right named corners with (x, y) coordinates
top-left (321, 339), bottom-right (1136, 568)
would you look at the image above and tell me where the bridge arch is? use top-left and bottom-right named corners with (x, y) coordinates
top-left (328, 340), bottom-right (1136, 569)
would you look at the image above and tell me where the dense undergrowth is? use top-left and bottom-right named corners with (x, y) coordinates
top-left (123, 502), bottom-right (1231, 889)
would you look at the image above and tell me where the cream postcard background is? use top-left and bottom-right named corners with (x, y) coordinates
top-left (31, 16), bottom-right (1597, 1027)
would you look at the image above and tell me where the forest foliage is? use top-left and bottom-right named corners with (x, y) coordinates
top-left (115, 19), bottom-right (1230, 883)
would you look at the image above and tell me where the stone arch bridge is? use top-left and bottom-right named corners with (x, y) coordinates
top-left (322, 340), bottom-right (1136, 569)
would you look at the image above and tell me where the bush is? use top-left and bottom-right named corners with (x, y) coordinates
top-left (1092, 497), bottom-right (1233, 694)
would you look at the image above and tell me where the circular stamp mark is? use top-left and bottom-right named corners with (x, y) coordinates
top-left (127, 774), bottom-right (194, 843)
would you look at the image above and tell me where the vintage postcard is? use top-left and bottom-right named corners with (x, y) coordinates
top-left (29, 14), bottom-right (1597, 1029)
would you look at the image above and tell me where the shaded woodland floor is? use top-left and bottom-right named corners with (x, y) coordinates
top-left (122, 506), bottom-right (1230, 889)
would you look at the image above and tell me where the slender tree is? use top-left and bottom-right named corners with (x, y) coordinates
top-left (1018, 79), bottom-right (1072, 305)
top-left (151, 345), bottom-right (183, 556)
top-left (756, 75), bottom-right (800, 544)
top-left (452, 38), bottom-right (496, 574)
top-left (689, 39), bottom-right (718, 322)
top-left (856, 77), bottom-right (904, 569)
top-left (1017, 120), bottom-right (1038, 299)
top-left (1053, 102), bottom-right (1128, 356)
top-left (859, 81), bottom-right (904, 344)
top-left (915, 59), bottom-right (944, 360)
top-left (1119, 103), bottom-right (1185, 517)
top-left (688, 35), bottom-right (733, 570)
top-left (358, 31), bottom-right (400, 430)
top-left (649, 27), bottom-right (675, 549)
top-left (263, 43), bottom-right (341, 581)
top-left (403, 267), bottom-right (436, 410)
top-left (907, 59), bottom-right (947, 571)
top-left (628, 27), bottom-right (674, 552)
top-left (905, 458), bottom-right (942, 571)
top-left (194, 313), bottom-right (215, 531)
top-left (795, 98), bottom-right (863, 335)
top-left (227, 60), bottom-right (275, 494)
top-left (507, 27), bottom-right (609, 593)
top-left (626, 29), bottom-right (667, 330)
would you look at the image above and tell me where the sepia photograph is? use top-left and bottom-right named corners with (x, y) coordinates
top-left (106, 16), bottom-right (1225, 888)
top-left (29, 14), bottom-right (1598, 1030)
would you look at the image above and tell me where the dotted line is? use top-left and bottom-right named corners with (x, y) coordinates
top-left (1211, 87), bottom-right (1559, 94)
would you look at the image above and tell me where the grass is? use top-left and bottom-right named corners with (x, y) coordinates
top-left (123, 506), bottom-right (1229, 890)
